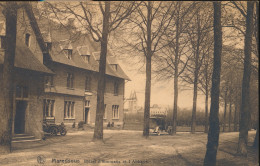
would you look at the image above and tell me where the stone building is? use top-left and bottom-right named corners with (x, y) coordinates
top-left (37, 13), bottom-right (130, 128)
top-left (0, 8), bottom-right (53, 139)
top-left (0, 3), bottom-right (130, 141)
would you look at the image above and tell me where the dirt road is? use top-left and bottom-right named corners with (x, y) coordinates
top-left (0, 130), bottom-right (258, 166)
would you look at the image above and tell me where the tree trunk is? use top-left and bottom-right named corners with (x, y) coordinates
top-left (191, 13), bottom-right (201, 134)
top-left (252, 1), bottom-right (259, 155)
top-left (228, 95), bottom-right (232, 132)
top-left (255, 1), bottom-right (259, 56)
top-left (204, 55), bottom-right (209, 133)
top-left (222, 91), bottom-right (227, 132)
top-left (172, 12), bottom-right (180, 135)
top-left (143, 1), bottom-right (152, 138)
top-left (0, 2), bottom-right (17, 154)
top-left (252, 2), bottom-right (259, 163)
top-left (203, 2), bottom-right (222, 165)
top-left (204, 86), bottom-right (209, 133)
top-left (237, 1), bottom-right (254, 156)
top-left (172, 69), bottom-right (178, 135)
top-left (191, 75), bottom-right (198, 134)
top-left (93, 1), bottom-right (110, 141)
top-left (253, 120), bottom-right (259, 148)
top-left (234, 97), bottom-right (238, 132)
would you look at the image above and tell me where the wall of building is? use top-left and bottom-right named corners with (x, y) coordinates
top-left (44, 63), bottom-right (125, 128)
top-left (13, 70), bottom-right (45, 139)
top-left (0, 8), bottom-right (46, 139)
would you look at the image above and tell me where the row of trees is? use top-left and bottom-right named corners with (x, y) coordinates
top-left (0, 1), bottom-right (258, 165)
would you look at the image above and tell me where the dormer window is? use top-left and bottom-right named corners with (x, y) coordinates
top-left (111, 64), bottom-right (118, 71)
top-left (59, 39), bottom-right (73, 59)
top-left (25, 33), bottom-right (30, 47)
top-left (82, 55), bottom-right (90, 63)
top-left (64, 49), bottom-right (72, 59)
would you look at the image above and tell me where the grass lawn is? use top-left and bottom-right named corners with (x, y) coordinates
top-left (0, 130), bottom-right (258, 166)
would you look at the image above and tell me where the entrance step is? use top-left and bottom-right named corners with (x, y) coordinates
top-left (12, 134), bottom-right (41, 143)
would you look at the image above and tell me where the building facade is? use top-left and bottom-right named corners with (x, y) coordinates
top-left (37, 12), bottom-right (129, 128)
top-left (0, 4), bottom-right (129, 140)
top-left (0, 8), bottom-right (53, 139)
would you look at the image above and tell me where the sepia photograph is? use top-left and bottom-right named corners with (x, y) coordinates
top-left (0, 1), bottom-right (258, 165)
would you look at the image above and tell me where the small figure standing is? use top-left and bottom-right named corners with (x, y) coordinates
top-left (107, 122), bottom-right (111, 128)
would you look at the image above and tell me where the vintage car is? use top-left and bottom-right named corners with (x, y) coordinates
top-left (149, 115), bottom-right (171, 135)
top-left (43, 121), bottom-right (67, 136)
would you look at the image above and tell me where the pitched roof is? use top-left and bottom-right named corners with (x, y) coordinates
top-left (37, 16), bottom-right (130, 80)
top-left (0, 38), bottom-right (54, 74)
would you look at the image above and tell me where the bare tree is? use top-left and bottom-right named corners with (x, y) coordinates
top-left (119, 1), bottom-right (176, 137)
top-left (203, 2), bottom-right (222, 165)
top-left (237, 1), bottom-right (254, 156)
top-left (198, 37), bottom-right (214, 133)
top-left (0, 2), bottom-right (17, 154)
top-left (180, 2), bottom-right (213, 133)
top-left (153, 1), bottom-right (197, 134)
top-left (223, 1), bottom-right (258, 136)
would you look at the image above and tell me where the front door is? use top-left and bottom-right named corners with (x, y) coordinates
top-left (85, 108), bottom-right (89, 124)
top-left (14, 101), bottom-right (27, 134)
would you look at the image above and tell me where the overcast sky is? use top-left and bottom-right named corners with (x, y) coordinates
top-left (118, 58), bottom-right (206, 110)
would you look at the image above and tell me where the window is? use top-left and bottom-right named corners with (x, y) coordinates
top-left (25, 33), bottom-right (30, 47)
top-left (114, 81), bottom-right (119, 96)
top-left (112, 105), bottom-right (119, 119)
top-left (85, 76), bottom-right (91, 91)
top-left (111, 64), bottom-right (117, 71)
top-left (43, 99), bottom-right (55, 118)
top-left (16, 85), bottom-right (29, 99)
top-left (64, 101), bottom-right (75, 119)
top-left (85, 100), bottom-right (90, 107)
top-left (103, 104), bottom-right (107, 119)
top-left (64, 49), bottom-right (72, 59)
top-left (67, 72), bottom-right (74, 89)
top-left (44, 75), bottom-right (54, 87)
top-left (82, 55), bottom-right (90, 63)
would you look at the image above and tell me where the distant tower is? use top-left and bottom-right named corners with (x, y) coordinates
top-left (128, 91), bottom-right (137, 113)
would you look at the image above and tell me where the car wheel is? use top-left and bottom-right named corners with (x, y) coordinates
top-left (60, 128), bottom-right (67, 136)
top-left (50, 127), bottom-right (58, 136)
